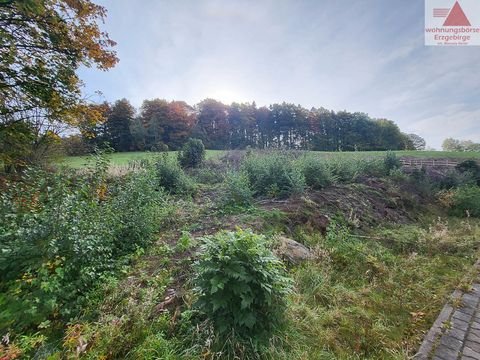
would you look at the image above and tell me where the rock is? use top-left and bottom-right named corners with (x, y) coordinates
top-left (275, 236), bottom-right (312, 264)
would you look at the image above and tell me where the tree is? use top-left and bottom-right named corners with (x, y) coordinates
top-left (139, 99), bottom-right (169, 150)
top-left (164, 101), bottom-right (196, 149)
top-left (193, 99), bottom-right (229, 149)
top-left (460, 140), bottom-right (480, 152)
top-left (78, 102), bottom-right (111, 149)
top-left (178, 138), bottom-right (205, 168)
top-left (407, 134), bottom-right (426, 150)
top-left (106, 99), bottom-right (135, 152)
top-left (0, 0), bottom-right (117, 168)
top-left (442, 138), bottom-right (463, 151)
top-left (0, 0), bottom-right (117, 121)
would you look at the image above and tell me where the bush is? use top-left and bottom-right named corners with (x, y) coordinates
top-left (155, 155), bottom-right (196, 195)
top-left (243, 152), bottom-right (305, 198)
top-left (191, 159), bottom-right (227, 185)
top-left (0, 154), bottom-right (170, 334)
top-left (220, 171), bottom-right (254, 209)
top-left (437, 169), bottom-right (476, 190)
top-left (324, 158), bottom-right (360, 183)
top-left (448, 185), bottom-right (480, 217)
top-left (178, 138), bottom-right (205, 168)
top-left (297, 156), bottom-right (334, 189)
top-left (194, 229), bottom-right (291, 345)
top-left (110, 170), bottom-right (170, 255)
top-left (384, 151), bottom-right (401, 173)
top-left (456, 160), bottom-right (480, 185)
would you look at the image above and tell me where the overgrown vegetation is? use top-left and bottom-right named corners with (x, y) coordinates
top-left (1, 149), bottom-right (480, 359)
top-left (0, 152), bottom-right (171, 337)
top-left (155, 154), bottom-right (196, 195)
top-left (242, 152), bottom-right (305, 198)
top-left (178, 138), bottom-right (206, 169)
top-left (194, 230), bottom-right (291, 352)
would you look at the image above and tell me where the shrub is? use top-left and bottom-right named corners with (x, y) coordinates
top-left (384, 151), bottom-right (401, 173)
top-left (0, 167), bottom-right (117, 331)
top-left (324, 158), bottom-right (360, 183)
top-left (388, 167), bottom-right (408, 182)
top-left (155, 155), bottom-right (196, 195)
top-left (437, 169), bottom-right (476, 190)
top-left (194, 229), bottom-right (291, 345)
top-left (178, 138), bottom-right (205, 168)
top-left (448, 185), bottom-right (480, 217)
top-left (0, 154), bottom-right (170, 334)
top-left (191, 159), bottom-right (227, 185)
top-left (297, 156), bottom-right (334, 189)
top-left (151, 142), bottom-right (169, 152)
top-left (456, 160), bottom-right (480, 185)
top-left (220, 171), bottom-right (254, 209)
top-left (109, 170), bottom-right (169, 255)
top-left (242, 153), bottom-right (305, 198)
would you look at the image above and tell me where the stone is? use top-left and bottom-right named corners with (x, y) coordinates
top-left (445, 327), bottom-right (467, 341)
top-left (454, 311), bottom-right (472, 323)
top-left (452, 317), bottom-right (470, 332)
top-left (463, 346), bottom-right (480, 359)
top-left (462, 294), bottom-right (479, 309)
top-left (434, 344), bottom-right (460, 359)
top-left (275, 236), bottom-right (312, 264)
top-left (440, 335), bottom-right (463, 352)
top-left (467, 331), bottom-right (480, 345)
top-left (465, 340), bottom-right (480, 353)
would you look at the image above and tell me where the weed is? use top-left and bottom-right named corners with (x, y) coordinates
top-left (194, 229), bottom-right (292, 352)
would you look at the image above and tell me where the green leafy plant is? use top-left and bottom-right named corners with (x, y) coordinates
top-left (297, 156), bottom-right (334, 189)
top-left (384, 151), bottom-right (401, 173)
top-left (219, 171), bottom-right (254, 210)
top-left (109, 170), bottom-right (168, 255)
top-left (456, 160), bottom-right (480, 186)
top-left (178, 138), bottom-right (205, 168)
top-left (0, 152), bottom-right (171, 336)
top-left (176, 231), bottom-right (194, 252)
top-left (448, 185), bottom-right (480, 217)
top-left (155, 155), bottom-right (196, 195)
top-left (242, 152), bottom-right (305, 198)
top-left (194, 229), bottom-right (292, 345)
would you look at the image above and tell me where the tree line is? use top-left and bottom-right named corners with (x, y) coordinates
top-left (442, 138), bottom-right (480, 152)
top-left (68, 98), bottom-right (422, 155)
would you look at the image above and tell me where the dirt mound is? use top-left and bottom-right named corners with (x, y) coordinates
top-left (258, 178), bottom-right (421, 231)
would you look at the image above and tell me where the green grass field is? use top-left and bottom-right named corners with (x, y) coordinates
top-left (59, 150), bottom-right (225, 168)
top-left (60, 150), bottom-right (480, 168)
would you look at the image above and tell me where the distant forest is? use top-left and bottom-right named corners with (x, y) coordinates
top-left (69, 98), bottom-right (422, 154)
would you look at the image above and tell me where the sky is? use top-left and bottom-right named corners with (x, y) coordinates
top-left (78, 0), bottom-right (480, 149)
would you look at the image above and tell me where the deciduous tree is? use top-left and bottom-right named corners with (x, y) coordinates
top-left (0, 0), bottom-right (118, 122)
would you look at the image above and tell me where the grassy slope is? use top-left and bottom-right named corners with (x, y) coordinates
top-left (64, 182), bottom-right (480, 359)
top-left (60, 150), bottom-right (480, 168)
top-left (7, 152), bottom-right (480, 359)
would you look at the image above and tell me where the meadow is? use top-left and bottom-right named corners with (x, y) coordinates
top-left (59, 150), bottom-right (225, 168)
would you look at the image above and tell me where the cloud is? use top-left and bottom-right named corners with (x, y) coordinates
top-left (78, 0), bottom-right (480, 149)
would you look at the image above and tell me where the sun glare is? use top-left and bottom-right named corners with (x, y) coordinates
top-left (206, 87), bottom-right (247, 104)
